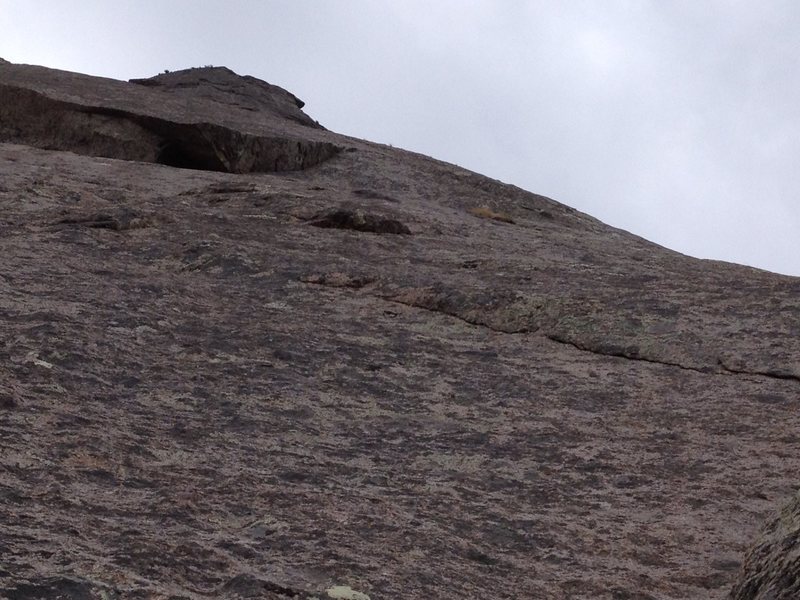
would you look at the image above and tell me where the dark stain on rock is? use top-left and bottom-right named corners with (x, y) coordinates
top-left (307, 208), bottom-right (411, 234)
top-left (352, 188), bottom-right (400, 203)
top-left (55, 208), bottom-right (151, 231)
top-left (300, 271), bottom-right (376, 289)
top-left (1, 576), bottom-right (107, 600)
top-left (218, 573), bottom-right (314, 599)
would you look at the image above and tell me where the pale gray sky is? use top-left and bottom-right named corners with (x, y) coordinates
top-left (2, 1), bottom-right (799, 275)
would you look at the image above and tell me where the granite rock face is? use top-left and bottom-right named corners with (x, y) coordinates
top-left (1, 61), bottom-right (799, 599)
top-left (129, 66), bottom-right (321, 129)
top-left (0, 62), bottom-right (339, 173)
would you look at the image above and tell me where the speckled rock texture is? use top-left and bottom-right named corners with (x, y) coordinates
top-left (1, 60), bottom-right (799, 599)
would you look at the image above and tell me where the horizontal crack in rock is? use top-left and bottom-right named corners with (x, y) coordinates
top-left (304, 278), bottom-right (800, 385)
top-left (381, 294), bottom-right (530, 333)
top-left (718, 358), bottom-right (800, 384)
top-left (547, 334), bottom-right (800, 384)
top-left (544, 333), bottom-right (713, 374)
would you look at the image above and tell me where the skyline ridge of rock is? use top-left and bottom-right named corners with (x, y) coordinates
top-left (0, 60), bottom-right (798, 599)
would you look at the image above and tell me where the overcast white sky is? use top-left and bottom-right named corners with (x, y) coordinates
top-left (1, 1), bottom-right (799, 275)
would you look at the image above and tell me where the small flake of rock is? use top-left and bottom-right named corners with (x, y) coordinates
top-left (307, 208), bottom-right (411, 234)
top-left (55, 208), bottom-right (152, 231)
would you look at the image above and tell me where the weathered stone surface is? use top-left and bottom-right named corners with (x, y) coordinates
top-left (730, 491), bottom-right (800, 599)
top-left (0, 63), bottom-right (339, 173)
top-left (307, 208), bottom-right (412, 234)
top-left (130, 66), bottom-right (321, 129)
top-left (1, 62), bottom-right (799, 599)
top-left (55, 207), bottom-right (153, 231)
top-left (2, 575), bottom-right (110, 600)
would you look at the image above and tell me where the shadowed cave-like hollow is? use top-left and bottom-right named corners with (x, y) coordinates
top-left (144, 117), bottom-right (342, 173)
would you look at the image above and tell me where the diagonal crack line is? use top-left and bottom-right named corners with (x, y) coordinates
top-left (547, 334), bottom-right (800, 385)
top-left (378, 295), bottom-right (530, 334)
top-left (299, 278), bottom-right (529, 333)
top-left (544, 333), bottom-right (714, 375)
top-left (302, 278), bottom-right (800, 385)
top-left (717, 359), bottom-right (800, 385)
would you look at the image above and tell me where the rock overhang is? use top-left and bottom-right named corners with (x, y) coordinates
top-left (0, 62), bottom-right (340, 173)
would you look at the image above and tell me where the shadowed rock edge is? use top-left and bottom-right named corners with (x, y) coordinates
top-left (0, 84), bottom-right (340, 173)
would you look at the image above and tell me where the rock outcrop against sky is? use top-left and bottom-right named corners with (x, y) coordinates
top-left (1, 59), bottom-right (798, 599)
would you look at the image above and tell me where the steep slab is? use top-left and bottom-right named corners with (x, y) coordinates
top-left (1, 62), bottom-right (800, 599)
